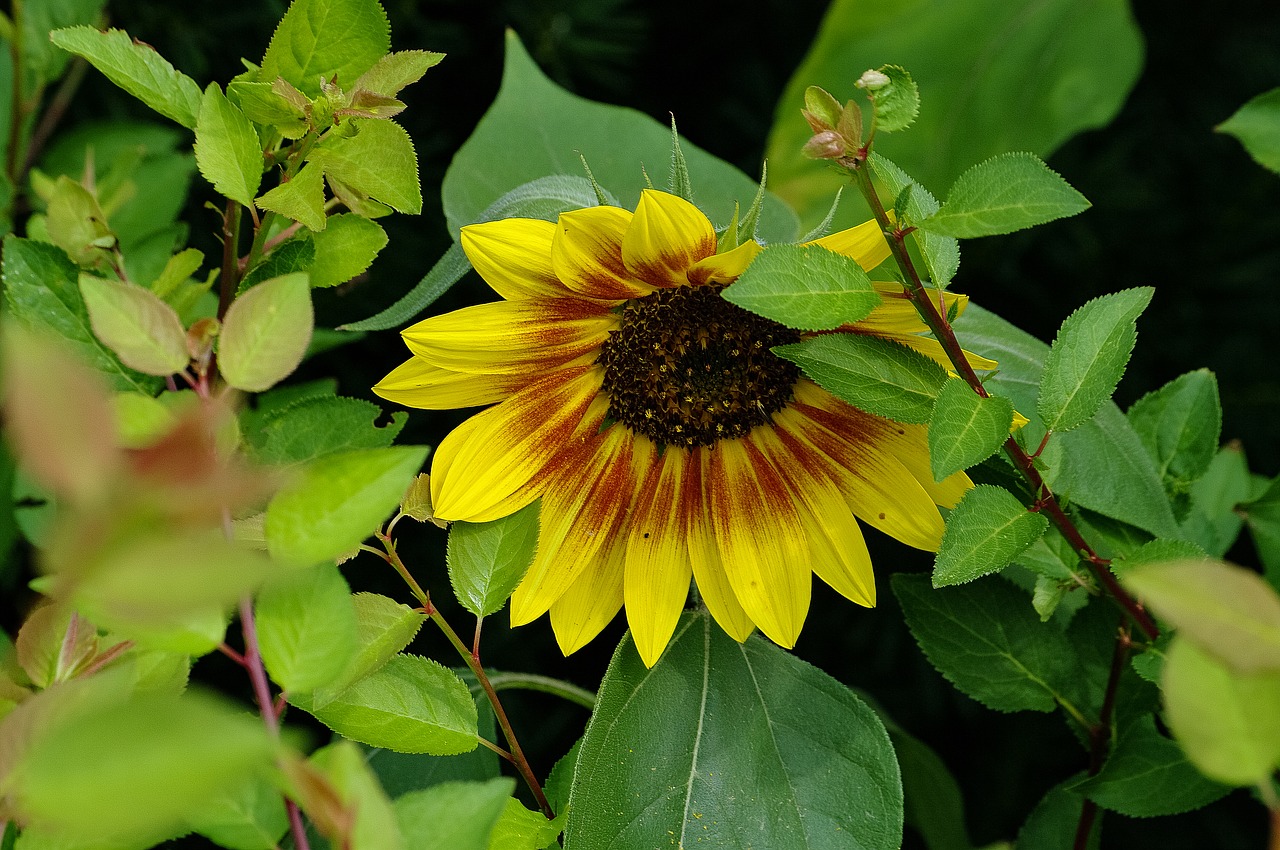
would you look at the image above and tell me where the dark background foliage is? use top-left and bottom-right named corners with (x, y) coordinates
top-left (19, 0), bottom-right (1280, 846)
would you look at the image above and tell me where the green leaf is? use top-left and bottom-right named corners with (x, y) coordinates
top-left (394, 779), bottom-right (513, 850)
top-left (933, 485), bottom-right (1048, 587)
top-left (308, 119), bottom-right (421, 214)
top-left (565, 610), bottom-right (902, 850)
top-left (260, 0), bottom-right (390, 96)
top-left (443, 31), bottom-right (797, 243)
top-left (2, 236), bottom-right (159, 393)
top-left (765, 0), bottom-right (1140, 233)
top-left (309, 654), bottom-right (478, 755)
top-left (1244, 476), bottom-right (1280, 587)
top-left (1182, 444), bottom-right (1251, 557)
top-left (953, 304), bottom-right (1179, 539)
top-left (49, 27), bottom-right (202, 128)
top-left (1038, 287), bottom-right (1153, 433)
top-left (239, 236), bottom-right (316, 294)
top-left (354, 50), bottom-right (445, 97)
top-left (869, 154), bottom-right (958, 286)
top-left (44, 175), bottom-right (113, 266)
top-left (194, 84), bottom-right (263, 209)
top-left (1122, 559), bottom-right (1280, 674)
top-left (227, 81), bottom-right (307, 132)
top-left (866, 64), bottom-right (919, 133)
top-left (1016, 778), bottom-right (1099, 850)
top-left (775, 333), bottom-right (947, 424)
top-left (1127, 369), bottom-right (1222, 501)
top-left (722, 243), bottom-right (880, 331)
top-left (1072, 714), bottom-right (1230, 817)
top-left (256, 563), bottom-right (359, 693)
top-left (256, 161), bottom-right (327, 231)
top-left (265, 445), bottom-right (429, 566)
top-left (544, 741), bottom-right (581, 817)
top-left (149, 247), bottom-right (204, 299)
top-left (489, 799), bottom-right (562, 850)
top-left (188, 771), bottom-right (289, 850)
top-left (78, 275), bottom-right (188, 376)
top-left (892, 573), bottom-right (1088, 713)
top-left (12, 689), bottom-right (274, 845)
top-left (447, 501), bottom-right (540, 618)
top-left (243, 395), bottom-right (407, 466)
top-left (308, 740), bottom-right (403, 850)
top-left (309, 214), bottom-right (388, 287)
top-left (1217, 87), bottom-right (1280, 174)
top-left (1110, 537), bottom-right (1208, 577)
top-left (218, 271), bottom-right (314, 392)
top-left (918, 153), bottom-right (1090, 237)
top-left (19, 0), bottom-right (108, 83)
top-left (886, 725), bottom-right (971, 850)
top-left (928, 377), bottom-right (1014, 481)
top-left (1162, 636), bottom-right (1280, 786)
top-left (340, 175), bottom-right (613, 332)
top-left (305, 592), bottom-right (426, 711)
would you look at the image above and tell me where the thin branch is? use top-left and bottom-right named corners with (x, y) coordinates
top-left (218, 200), bottom-right (243, 320)
top-left (1073, 622), bottom-right (1131, 850)
top-left (19, 56), bottom-right (89, 183)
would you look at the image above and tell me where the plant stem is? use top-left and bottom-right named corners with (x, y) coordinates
top-left (374, 531), bottom-right (554, 818)
top-left (218, 200), bottom-right (243, 320)
top-left (849, 163), bottom-right (1158, 641)
top-left (1072, 621), bottom-right (1131, 850)
top-left (19, 56), bottom-right (88, 184)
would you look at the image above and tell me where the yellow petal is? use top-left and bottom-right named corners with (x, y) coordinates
top-left (510, 422), bottom-right (650, 625)
top-left (790, 382), bottom-right (946, 551)
top-left (402, 299), bottom-right (615, 375)
top-left (807, 217), bottom-right (891, 271)
top-left (707, 437), bottom-right (811, 649)
top-left (621, 189), bottom-right (716, 287)
top-left (431, 365), bottom-right (603, 522)
top-left (460, 219), bottom-right (566, 301)
top-left (552, 205), bottom-right (651, 300)
top-left (888, 333), bottom-right (998, 372)
top-left (685, 450), bottom-right (755, 642)
top-left (624, 449), bottom-right (695, 668)
top-left (372, 356), bottom-right (518, 410)
top-left (853, 283), bottom-right (967, 336)
top-left (688, 239), bottom-right (762, 285)
top-left (550, 532), bottom-right (625, 655)
top-left (756, 423), bottom-right (875, 606)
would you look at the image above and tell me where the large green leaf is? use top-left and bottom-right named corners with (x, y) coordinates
top-left (892, 573), bottom-right (1088, 715)
top-left (765, 0), bottom-right (1143, 231)
top-left (442, 31), bottom-right (798, 243)
top-left (565, 610), bottom-right (902, 849)
top-left (256, 563), bottom-right (359, 693)
top-left (394, 779), bottom-right (514, 850)
top-left (259, 0), bottom-right (391, 97)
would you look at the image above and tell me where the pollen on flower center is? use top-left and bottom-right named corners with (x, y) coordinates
top-left (597, 284), bottom-right (802, 448)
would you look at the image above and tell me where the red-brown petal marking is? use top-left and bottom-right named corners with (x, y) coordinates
top-left (708, 438), bottom-right (811, 648)
top-left (621, 190), bottom-right (717, 288)
top-left (552, 205), bottom-right (652, 301)
top-left (509, 423), bottom-right (651, 626)
top-left (430, 365), bottom-right (604, 523)
top-left (684, 449), bottom-right (755, 641)
top-left (624, 448), bottom-right (696, 667)
top-left (402, 299), bottom-right (615, 375)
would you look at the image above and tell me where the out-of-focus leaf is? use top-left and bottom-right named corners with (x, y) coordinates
top-left (79, 275), bottom-right (189, 376)
top-left (257, 563), bottom-right (359, 693)
top-left (393, 779), bottom-right (513, 850)
top-left (1217, 87), bottom-right (1280, 174)
top-left (218, 272), bottom-right (314, 392)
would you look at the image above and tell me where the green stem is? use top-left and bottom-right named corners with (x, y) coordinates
top-left (374, 532), bottom-right (554, 818)
top-left (849, 163), bottom-right (1159, 642)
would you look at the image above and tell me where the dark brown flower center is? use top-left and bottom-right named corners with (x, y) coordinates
top-left (598, 284), bottom-right (801, 448)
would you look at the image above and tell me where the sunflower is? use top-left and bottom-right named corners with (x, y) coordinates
top-left (375, 189), bottom-right (979, 667)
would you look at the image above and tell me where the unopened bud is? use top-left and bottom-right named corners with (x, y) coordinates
top-left (803, 130), bottom-right (845, 160)
top-left (856, 69), bottom-right (891, 91)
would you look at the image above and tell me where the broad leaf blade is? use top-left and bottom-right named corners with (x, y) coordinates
top-left (308, 119), bottom-right (421, 214)
top-left (1037, 287), bottom-right (1153, 433)
top-left (776, 333), bottom-right (947, 424)
top-left (933, 485), bottom-right (1048, 587)
top-left (393, 779), bottom-right (514, 850)
top-left (447, 501), bottom-right (540, 618)
top-left (259, 0), bottom-right (391, 96)
top-left (723, 243), bottom-right (880, 331)
top-left (892, 573), bottom-right (1088, 713)
top-left (50, 27), bottom-right (202, 128)
top-left (928, 377), bottom-right (1013, 481)
top-left (1217, 87), bottom-right (1280, 174)
top-left (256, 563), bottom-right (359, 693)
top-left (565, 610), bottom-right (902, 850)
top-left (218, 272), bottom-right (314, 393)
top-left (78, 275), bottom-right (189, 376)
top-left (918, 153), bottom-right (1090, 238)
top-left (195, 84), bottom-right (263, 209)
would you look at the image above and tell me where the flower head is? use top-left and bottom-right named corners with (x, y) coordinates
top-left (375, 190), bottom-right (977, 666)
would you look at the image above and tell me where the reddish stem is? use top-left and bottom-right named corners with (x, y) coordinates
top-left (1073, 622), bottom-right (1131, 849)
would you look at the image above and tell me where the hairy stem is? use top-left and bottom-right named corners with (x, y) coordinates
top-left (849, 163), bottom-right (1158, 641)
top-left (374, 532), bottom-right (554, 818)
